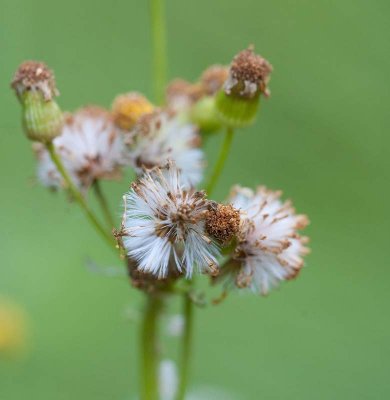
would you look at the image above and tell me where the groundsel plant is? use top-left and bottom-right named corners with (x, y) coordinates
top-left (11, 2), bottom-right (310, 398)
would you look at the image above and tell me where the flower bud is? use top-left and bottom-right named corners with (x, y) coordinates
top-left (215, 46), bottom-right (272, 128)
top-left (112, 92), bottom-right (154, 131)
top-left (11, 61), bottom-right (63, 142)
top-left (189, 96), bottom-right (222, 133)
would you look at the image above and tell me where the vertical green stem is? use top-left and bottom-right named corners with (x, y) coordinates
top-left (140, 294), bottom-right (163, 400)
top-left (138, 1), bottom-right (168, 399)
top-left (205, 127), bottom-right (235, 196)
top-left (93, 180), bottom-right (115, 229)
top-left (176, 293), bottom-right (194, 400)
top-left (45, 142), bottom-right (115, 248)
top-left (150, 0), bottom-right (167, 104)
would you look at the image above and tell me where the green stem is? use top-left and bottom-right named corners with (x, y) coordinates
top-left (93, 180), bottom-right (115, 229)
top-left (140, 294), bottom-right (163, 400)
top-left (45, 142), bottom-right (115, 248)
top-left (205, 127), bottom-right (235, 196)
top-left (150, 0), bottom-right (167, 104)
top-left (176, 293), bottom-right (194, 400)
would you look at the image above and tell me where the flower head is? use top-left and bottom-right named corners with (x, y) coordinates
top-left (11, 61), bottom-right (63, 142)
top-left (111, 92), bottom-right (154, 131)
top-left (205, 203), bottom-right (240, 244)
top-left (126, 110), bottom-right (204, 187)
top-left (225, 46), bottom-right (273, 99)
top-left (215, 46), bottom-right (273, 128)
top-left (0, 298), bottom-right (29, 357)
top-left (119, 162), bottom-right (220, 278)
top-left (165, 79), bottom-right (204, 112)
top-left (200, 65), bottom-right (229, 96)
top-left (11, 60), bottom-right (58, 101)
top-left (35, 106), bottom-right (127, 190)
top-left (228, 185), bottom-right (310, 295)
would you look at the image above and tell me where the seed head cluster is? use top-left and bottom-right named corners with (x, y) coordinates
top-left (11, 46), bottom-right (310, 297)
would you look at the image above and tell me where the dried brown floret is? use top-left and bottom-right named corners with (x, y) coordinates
top-left (225, 46), bottom-right (273, 98)
top-left (11, 60), bottom-right (58, 100)
top-left (206, 203), bottom-right (241, 244)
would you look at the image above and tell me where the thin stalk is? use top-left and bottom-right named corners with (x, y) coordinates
top-left (150, 0), bottom-right (167, 104)
top-left (205, 127), bottom-right (235, 196)
top-left (45, 142), bottom-right (115, 248)
top-left (176, 293), bottom-right (194, 400)
top-left (140, 294), bottom-right (163, 400)
top-left (93, 180), bottom-right (115, 229)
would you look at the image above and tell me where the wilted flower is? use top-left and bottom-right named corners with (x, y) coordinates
top-left (119, 162), bottom-right (220, 278)
top-left (227, 185), bottom-right (310, 295)
top-left (35, 106), bottom-right (128, 190)
top-left (216, 46), bottom-right (273, 128)
top-left (205, 203), bottom-right (240, 244)
top-left (11, 61), bottom-right (63, 142)
top-left (165, 79), bottom-right (203, 112)
top-left (125, 110), bottom-right (204, 187)
top-left (224, 46), bottom-right (272, 99)
top-left (200, 65), bottom-right (229, 96)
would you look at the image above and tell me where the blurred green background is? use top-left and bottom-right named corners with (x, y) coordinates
top-left (0, 0), bottom-right (389, 398)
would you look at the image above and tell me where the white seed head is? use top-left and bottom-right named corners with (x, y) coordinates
top-left (229, 185), bottom-right (310, 295)
top-left (120, 162), bottom-right (220, 278)
top-left (125, 110), bottom-right (204, 188)
top-left (34, 106), bottom-right (128, 190)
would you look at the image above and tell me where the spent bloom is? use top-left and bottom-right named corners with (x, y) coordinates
top-left (11, 61), bottom-right (63, 142)
top-left (216, 46), bottom-right (273, 128)
top-left (228, 185), bottom-right (310, 295)
top-left (125, 110), bottom-right (204, 187)
top-left (35, 106), bottom-right (128, 190)
top-left (119, 162), bottom-right (220, 278)
top-left (224, 46), bottom-right (273, 99)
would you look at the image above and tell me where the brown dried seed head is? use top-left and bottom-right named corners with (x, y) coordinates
top-left (11, 60), bottom-right (58, 100)
top-left (229, 46), bottom-right (273, 97)
top-left (231, 46), bottom-right (272, 84)
top-left (112, 92), bottom-right (154, 131)
top-left (166, 79), bottom-right (204, 104)
top-left (206, 203), bottom-right (241, 244)
top-left (200, 65), bottom-right (229, 95)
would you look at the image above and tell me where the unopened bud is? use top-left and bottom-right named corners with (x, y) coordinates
top-left (11, 61), bottom-right (63, 142)
top-left (189, 96), bottom-right (221, 134)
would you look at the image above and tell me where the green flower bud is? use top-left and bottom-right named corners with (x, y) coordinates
top-left (189, 96), bottom-right (222, 134)
top-left (216, 46), bottom-right (272, 128)
top-left (11, 61), bottom-right (63, 142)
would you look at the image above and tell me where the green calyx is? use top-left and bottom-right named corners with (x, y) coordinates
top-left (215, 90), bottom-right (260, 129)
top-left (189, 96), bottom-right (222, 134)
top-left (21, 91), bottom-right (63, 142)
